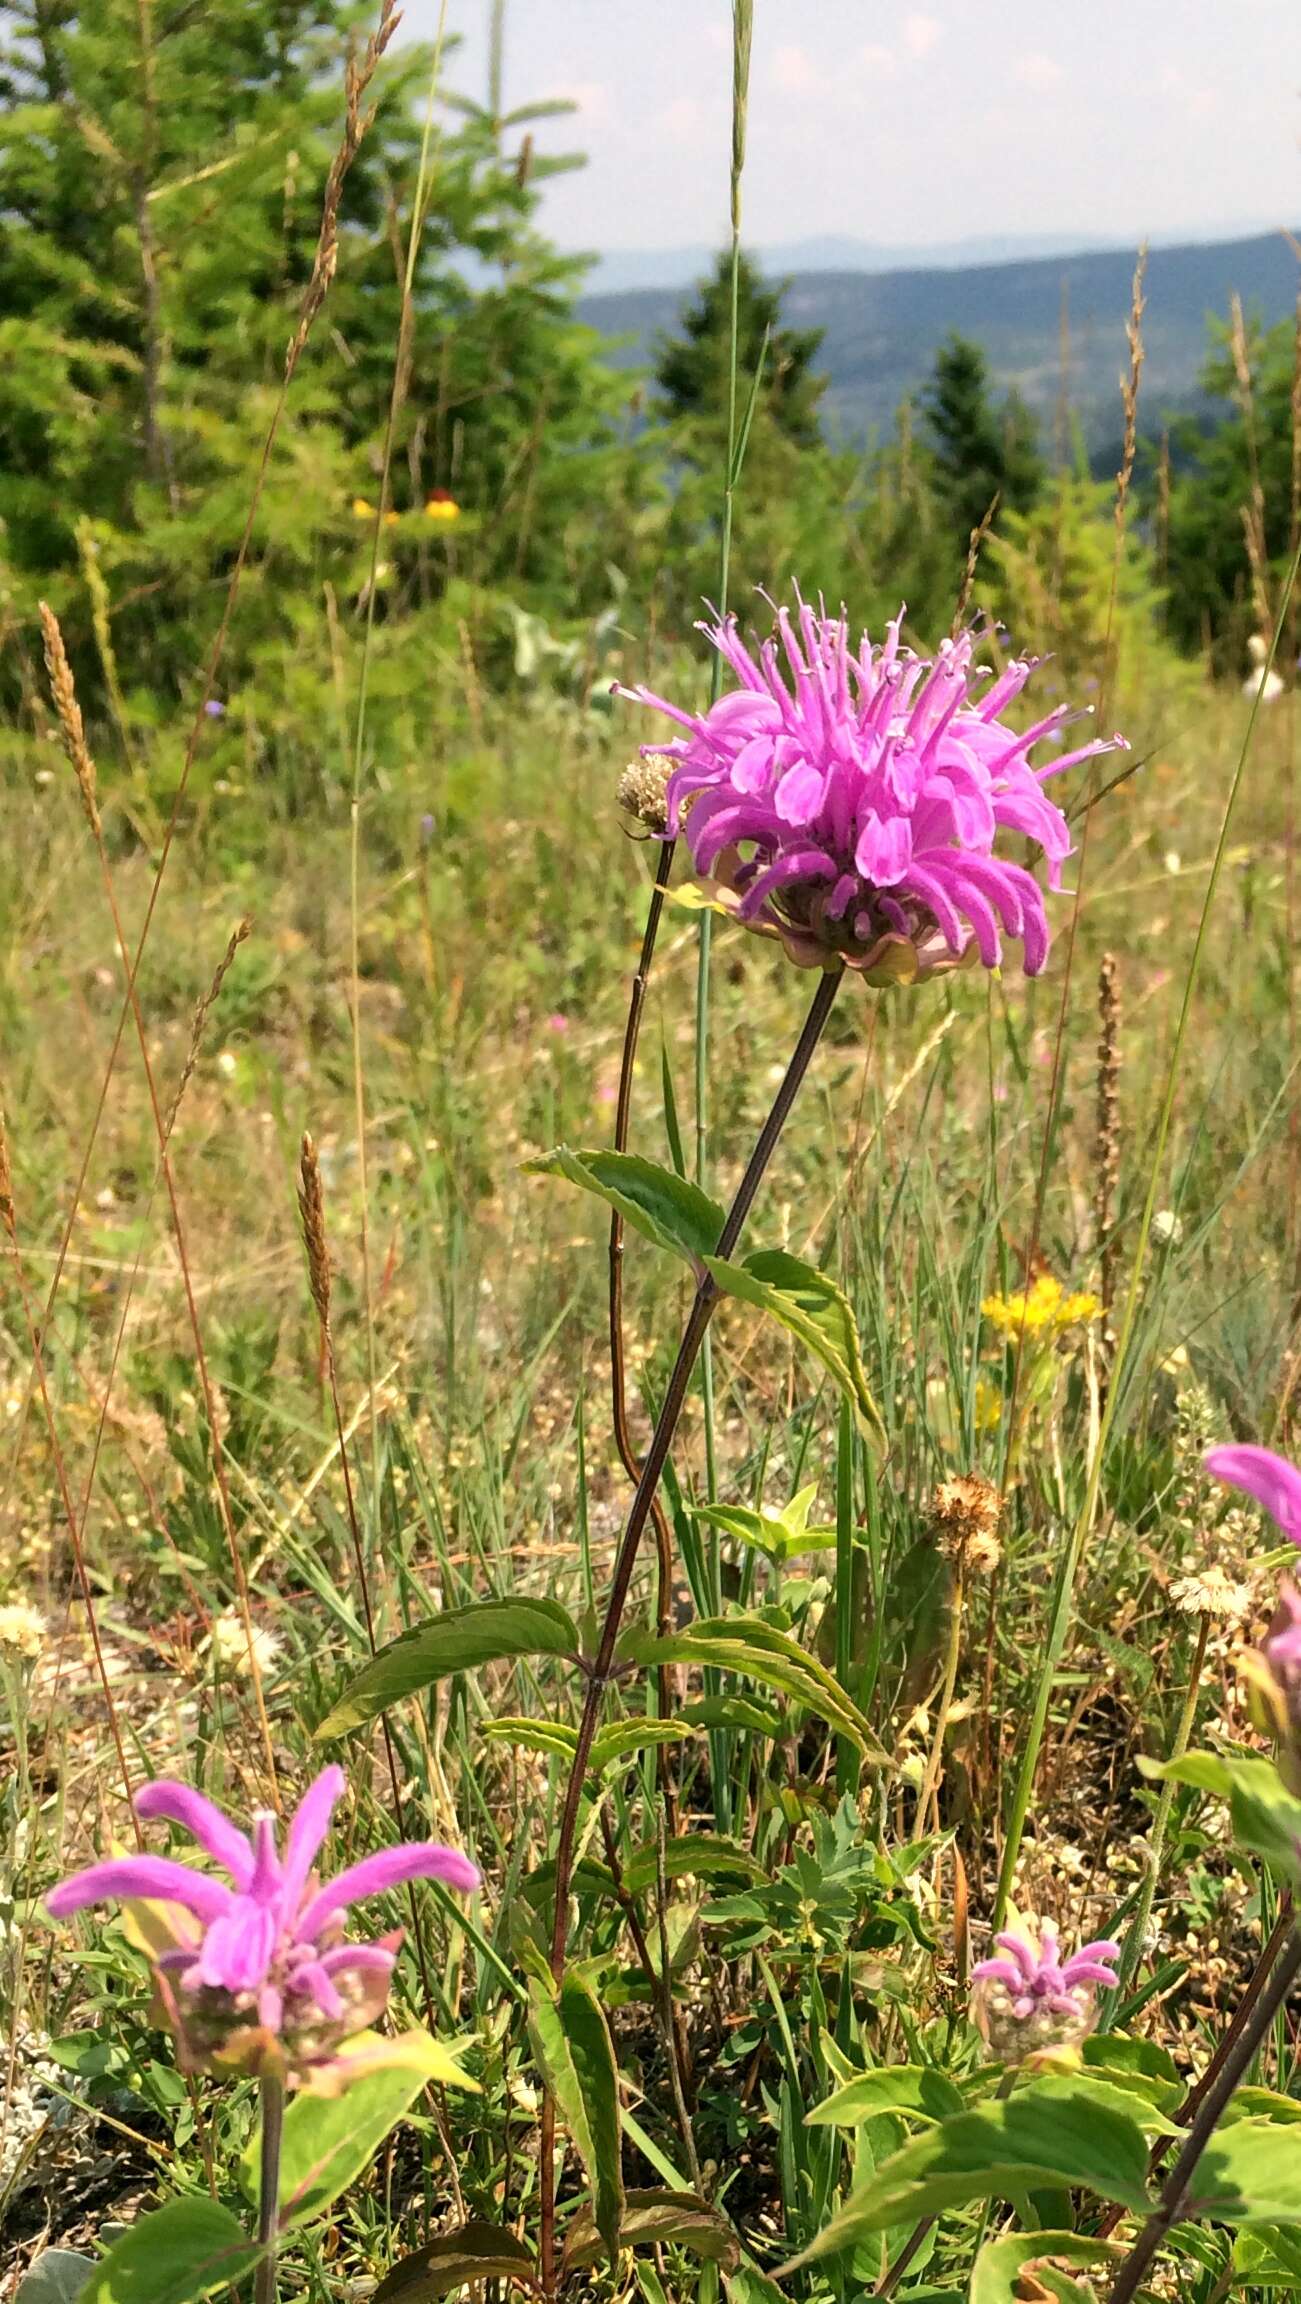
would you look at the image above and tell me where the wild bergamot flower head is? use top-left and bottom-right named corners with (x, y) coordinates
top-left (971, 1912), bottom-right (1120, 2062)
top-left (620, 596), bottom-right (1124, 982)
top-left (47, 1769), bottom-right (478, 2087)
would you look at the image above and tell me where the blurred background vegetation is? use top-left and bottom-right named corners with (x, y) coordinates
top-left (0, 0), bottom-right (1296, 786)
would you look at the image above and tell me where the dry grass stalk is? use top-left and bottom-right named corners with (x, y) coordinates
top-left (1095, 952), bottom-right (1121, 1326)
top-left (38, 601), bottom-right (100, 834)
top-left (288, 0), bottom-right (402, 369)
top-left (298, 1132), bottom-right (333, 1334)
top-left (1113, 246), bottom-right (1147, 546)
top-left (951, 491), bottom-right (1000, 637)
top-left (731, 0), bottom-right (753, 232)
top-left (165, 919), bottom-right (252, 1138)
top-left (1229, 293), bottom-right (1273, 637)
top-left (0, 1110), bottom-right (16, 1244)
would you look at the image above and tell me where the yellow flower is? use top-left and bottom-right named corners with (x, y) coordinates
top-left (981, 1272), bottom-right (1100, 1340)
top-left (974, 1377), bottom-right (1003, 1431)
top-left (351, 496), bottom-right (375, 518)
top-left (423, 493), bottom-right (460, 523)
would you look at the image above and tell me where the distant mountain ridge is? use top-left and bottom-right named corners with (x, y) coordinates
top-left (578, 229), bottom-right (1300, 452)
top-left (580, 222), bottom-right (1286, 296)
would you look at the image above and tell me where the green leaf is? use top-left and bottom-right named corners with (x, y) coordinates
top-left (705, 1249), bottom-right (883, 1439)
top-left (805, 2065), bottom-right (965, 2127)
top-left (691, 1485), bottom-right (837, 1562)
top-left (621, 1834), bottom-right (768, 1895)
top-left (623, 1615), bottom-right (890, 1764)
top-left (528, 1975), bottom-right (624, 2265)
top-left (780, 2083), bottom-right (1150, 2272)
top-left (1234, 2226), bottom-right (1301, 2284)
top-left (524, 1146), bottom-right (724, 1266)
top-left (1156, 1751), bottom-right (1301, 1882)
top-left (80, 2203), bottom-right (263, 2304)
top-left (481, 1716), bottom-right (696, 1775)
top-left (271, 2063), bottom-right (430, 2229)
top-left (1195, 2118), bottom-right (1301, 2224)
top-left (372, 2222), bottom-right (541, 2301)
top-left (680, 1694), bottom-right (787, 1739)
top-left (971, 2231), bottom-right (1125, 2304)
top-left (316, 1597), bottom-right (579, 1738)
top-left (15, 2256), bottom-right (94, 2304)
top-left (563, 2191), bottom-right (740, 2276)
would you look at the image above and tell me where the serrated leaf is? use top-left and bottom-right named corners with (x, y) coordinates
top-left (80, 2203), bottom-right (264, 2304)
top-left (805, 2065), bottom-right (965, 2127)
top-left (780, 2083), bottom-right (1150, 2272)
top-left (481, 1716), bottom-right (696, 1774)
top-left (621, 1834), bottom-right (768, 1894)
top-left (528, 1975), bottom-right (624, 2265)
top-left (316, 1597), bottom-right (579, 1738)
top-left (269, 2062), bottom-right (430, 2229)
top-left (372, 2221), bottom-right (541, 2301)
top-left (971, 2231), bottom-right (1124, 2304)
top-left (562, 2191), bottom-right (740, 2275)
top-left (1195, 2118), bottom-right (1301, 2224)
top-left (524, 1146), bottom-right (724, 1267)
top-left (705, 1248), bottom-right (883, 1440)
top-left (623, 1614), bottom-right (890, 1764)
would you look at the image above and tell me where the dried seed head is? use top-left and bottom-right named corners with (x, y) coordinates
top-left (298, 1133), bottom-right (332, 1330)
top-left (166, 920), bottom-right (252, 1140)
top-left (932, 1474), bottom-right (1003, 1575)
top-left (1168, 1564), bottom-right (1252, 1622)
top-left (38, 602), bottom-right (100, 833)
top-left (616, 756), bottom-right (672, 834)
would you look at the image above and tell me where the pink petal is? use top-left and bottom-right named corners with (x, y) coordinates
top-left (1205, 1445), bottom-right (1301, 1544)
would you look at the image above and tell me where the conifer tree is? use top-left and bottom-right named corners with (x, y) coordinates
top-left (655, 249), bottom-right (826, 449)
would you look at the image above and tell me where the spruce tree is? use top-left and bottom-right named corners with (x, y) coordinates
top-left (655, 250), bottom-right (826, 450)
top-left (922, 333), bottom-right (1043, 554)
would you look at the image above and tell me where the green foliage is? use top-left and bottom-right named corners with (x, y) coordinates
top-left (78, 2201), bottom-right (264, 2304)
top-left (655, 249), bottom-right (826, 449)
top-left (1164, 312), bottom-right (1300, 670)
top-left (922, 333), bottom-right (1044, 552)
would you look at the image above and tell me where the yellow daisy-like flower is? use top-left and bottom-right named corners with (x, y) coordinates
top-left (981, 1272), bottom-right (1100, 1341)
top-left (351, 496), bottom-right (375, 518)
top-left (423, 492), bottom-right (460, 523)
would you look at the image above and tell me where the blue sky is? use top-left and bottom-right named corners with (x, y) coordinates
top-left (401, 1), bottom-right (1299, 256)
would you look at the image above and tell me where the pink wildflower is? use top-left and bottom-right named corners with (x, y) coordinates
top-left (47, 1769), bottom-right (478, 2084)
top-left (620, 596), bottom-right (1125, 982)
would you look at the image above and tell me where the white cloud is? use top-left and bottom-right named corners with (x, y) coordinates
top-left (1014, 53), bottom-right (1064, 92)
top-left (772, 43), bottom-right (824, 95)
top-left (859, 41), bottom-right (898, 77)
top-left (904, 13), bottom-right (941, 59)
top-left (658, 94), bottom-right (706, 143)
top-left (552, 79), bottom-right (614, 125)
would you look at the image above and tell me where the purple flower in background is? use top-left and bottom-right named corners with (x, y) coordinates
top-left (1263, 1579), bottom-right (1301, 1691)
top-left (204, 698), bottom-right (226, 720)
top-left (1205, 1444), bottom-right (1301, 1545)
top-left (971, 1913), bottom-right (1119, 2061)
top-left (620, 597), bottom-right (1125, 982)
top-left (47, 1769), bottom-right (478, 2084)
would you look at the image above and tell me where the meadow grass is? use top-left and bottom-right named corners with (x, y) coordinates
top-left (3, 6), bottom-right (1301, 2297)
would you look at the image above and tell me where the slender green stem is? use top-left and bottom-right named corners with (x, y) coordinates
top-left (834, 1396), bottom-right (856, 1794)
top-left (1113, 1611), bottom-right (1210, 2000)
top-left (994, 543), bottom-right (1301, 1931)
top-left (918, 1563), bottom-right (964, 1829)
top-left (253, 2075), bottom-right (285, 2304)
top-left (697, 0), bottom-right (753, 1579)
